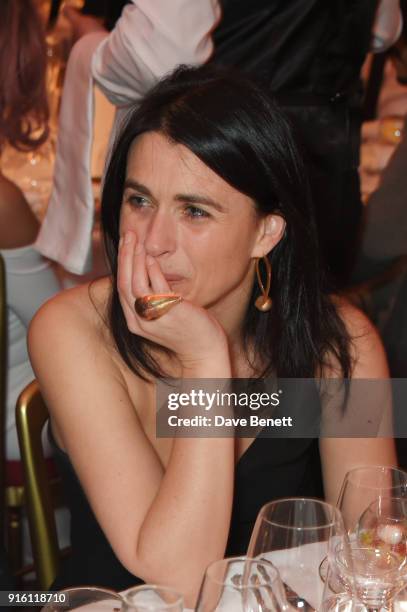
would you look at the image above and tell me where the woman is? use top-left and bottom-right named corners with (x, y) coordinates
top-left (0, 0), bottom-right (61, 463)
top-left (29, 65), bottom-right (396, 605)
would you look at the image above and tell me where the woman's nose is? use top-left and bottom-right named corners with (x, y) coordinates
top-left (143, 210), bottom-right (176, 257)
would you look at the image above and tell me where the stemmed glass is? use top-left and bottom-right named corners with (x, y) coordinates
top-left (195, 556), bottom-right (289, 611)
top-left (335, 496), bottom-right (407, 611)
top-left (338, 467), bottom-right (407, 539)
top-left (247, 498), bottom-right (349, 611)
top-left (333, 539), bottom-right (406, 611)
top-left (326, 467), bottom-right (407, 612)
top-left (41, 586), bottom-right (123, 610)
top-left (390, 583), bottom-right (407, 611)
top-left (356, 497), bottom-right (407, 560)
top-left (121, 585), bottom-right (183, 612)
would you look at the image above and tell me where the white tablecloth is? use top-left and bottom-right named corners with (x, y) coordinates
top-left (74, 543), bottom-right (327, 611)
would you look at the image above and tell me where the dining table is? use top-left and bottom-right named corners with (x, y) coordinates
top-left (72, 538), bottom-right (407, 612)
top-left (55, 543), bottom-right (328, 611)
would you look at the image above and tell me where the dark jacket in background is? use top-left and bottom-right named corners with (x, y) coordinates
top-left (211, 0), bottom-right (380, 285)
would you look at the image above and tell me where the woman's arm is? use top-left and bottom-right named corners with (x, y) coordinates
top-left (320, 301), bottom-right (397, 505)
top-left (92, 0), bottom-right (221, 106)
top-left (29, 285), bottom-right (233, 606)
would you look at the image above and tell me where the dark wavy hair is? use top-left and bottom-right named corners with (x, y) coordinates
top-left (101, 65), bottom-right (352, 380)
top-left (0, 0), bottom-right (49, 151)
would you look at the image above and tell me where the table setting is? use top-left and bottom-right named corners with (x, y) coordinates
top-left (35, 465), bottom-right (407, 611)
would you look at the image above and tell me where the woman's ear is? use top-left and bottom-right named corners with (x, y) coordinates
top-left (251, 214), bottom-right (286, 258)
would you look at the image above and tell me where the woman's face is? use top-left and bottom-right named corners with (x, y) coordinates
top-left (120, 131), bottom-right (283, 319)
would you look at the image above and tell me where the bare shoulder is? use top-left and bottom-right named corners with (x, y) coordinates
top-left (28, 276), bottom-right (139, 452)
top-left (331, 295), bottom-right (389, 378)
top-left (30, 276), bottom-right (110, 338)
top-left (319, 297), bottom-right (396, 503)
top-left (28, 276), bottom-right (116, 375)
top-left (333, 295), bottom-right (381, 347)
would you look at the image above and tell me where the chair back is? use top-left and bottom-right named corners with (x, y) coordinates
top-left (15, 380), bottom-right (60, 589)
top-left (0, 253), bottom-right (6, 535)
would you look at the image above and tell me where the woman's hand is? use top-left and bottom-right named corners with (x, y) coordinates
top-left (117, 231), bottom-right (229, 372)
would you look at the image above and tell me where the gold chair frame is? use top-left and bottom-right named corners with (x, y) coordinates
top-left (0, 253), bottom-right (6, 535)
top-left (16, 380), bottom-right (61, 589)
top-left (0, 252), bottom-right (26, 576)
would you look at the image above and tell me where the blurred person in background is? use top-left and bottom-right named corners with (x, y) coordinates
top-left (353, 0), bottom-right (407, 371)
top-left (0, 0), bottom-right (62, 585)
top-left (0, 0), bottom-right (62, 464)
top-left (349, 0), bottom-right (407, 466)
top-left (208, 0), bottom-right (402, 287)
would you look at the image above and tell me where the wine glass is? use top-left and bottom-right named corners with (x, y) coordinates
top-left (195, 556), bottom-right (289, 611)
top-left (338, 467), bottom-right (407, 539)
top-left (356, 497), bottom-right (407, 563)
top-left (121, 585), bottom-right (183, 612)
top-left (320, 467), bottom-right (407, 592)
top-left (41, 586), bottom-right (123, 610)
top-left (247, 498), bottom-right (349, 611)
top-left (333, 540), bottom-right (406, 612)
top-left (391, 582), bottom-right (407, 612)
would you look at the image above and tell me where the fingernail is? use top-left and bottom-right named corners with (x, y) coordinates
top-left (146, 255), bottom-right (155, 266)
top-left (123, 232), bottom-right (132, 245)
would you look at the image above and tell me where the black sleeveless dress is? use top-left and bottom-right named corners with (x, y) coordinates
top-left (49, 427), bottom-right (323, 590)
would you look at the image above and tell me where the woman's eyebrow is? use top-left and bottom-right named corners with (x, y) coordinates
top-left (123, 179), bottom-right (152, 196)
top-left (174, 193), bottom-right (226, 212)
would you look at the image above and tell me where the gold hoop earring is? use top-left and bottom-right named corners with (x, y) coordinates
top-left (255, 256), bottom-right (272, 312)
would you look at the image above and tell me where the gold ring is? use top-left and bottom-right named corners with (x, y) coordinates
top-left (134, 294), bottom-right (183, 320)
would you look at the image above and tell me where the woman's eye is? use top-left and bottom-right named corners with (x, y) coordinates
top-left (184, 205), bottom-right (210, 219)
top-left (128, 195), bottom-right (149, 208)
